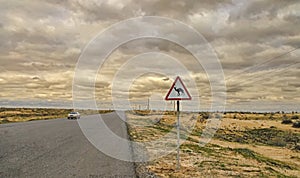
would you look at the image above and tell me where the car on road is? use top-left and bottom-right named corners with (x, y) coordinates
top-left (67, 112), bottom-right (80, 119)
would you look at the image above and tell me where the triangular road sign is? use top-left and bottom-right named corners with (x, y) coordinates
top-left (165, 76), bottom-right (192, 100)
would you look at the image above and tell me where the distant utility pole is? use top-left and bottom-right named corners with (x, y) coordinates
top-left (147, 98), bottom-right (150, 111)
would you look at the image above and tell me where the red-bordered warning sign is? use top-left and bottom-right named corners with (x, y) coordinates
top-left (165, 76), bottom-right (192, 100)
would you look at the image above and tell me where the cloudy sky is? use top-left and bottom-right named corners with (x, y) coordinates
top-left (0, 0), bottom-right (299, 111)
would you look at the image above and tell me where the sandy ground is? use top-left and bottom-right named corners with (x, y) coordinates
top-left (127, 111), bottom-right (300, 177)
top-left (220, 117), bottom-right (300, 133)
top-left (211, 139), bottom-right (300, 167)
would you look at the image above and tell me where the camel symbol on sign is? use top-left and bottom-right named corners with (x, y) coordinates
top-left (174, 87), bottom-right (184, 96)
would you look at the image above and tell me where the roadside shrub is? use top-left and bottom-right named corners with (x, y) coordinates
top-left (0, 119), bottom-right (10, 124)
top-left (215, 114), bottom-right (222, 119)
top-left (291, 115), bottom-right (299, 120)
top-left (283, 114), bottom-right (288, 119)
top-left (201, 113), bottom-right (209, 120)
top-left (281, 119), bottom-right (293, 124)
top-left (266, 138), bottom-right (287, 147)
top-left (292, 121), bottom-right (300, 128)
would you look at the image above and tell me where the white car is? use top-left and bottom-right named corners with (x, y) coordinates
top-left (67, 112), bottom-right (80, 119)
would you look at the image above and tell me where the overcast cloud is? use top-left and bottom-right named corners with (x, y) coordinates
top-left (0, 0), bottom-right (299, 111)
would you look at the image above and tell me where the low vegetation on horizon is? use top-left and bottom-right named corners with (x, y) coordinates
top-left (0, 107), bottom-right (114, 124)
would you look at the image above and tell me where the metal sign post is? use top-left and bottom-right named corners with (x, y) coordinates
top-left (176, 100), bottom-right (180, 170)
top-left (165, 76), bottom-right (192, 171)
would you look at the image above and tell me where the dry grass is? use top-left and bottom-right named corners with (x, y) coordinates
top-left (126, 111), bottom-right (300, 177)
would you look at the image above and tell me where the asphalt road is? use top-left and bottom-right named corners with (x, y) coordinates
top-left (0, 112), bottom-right (136, 178)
